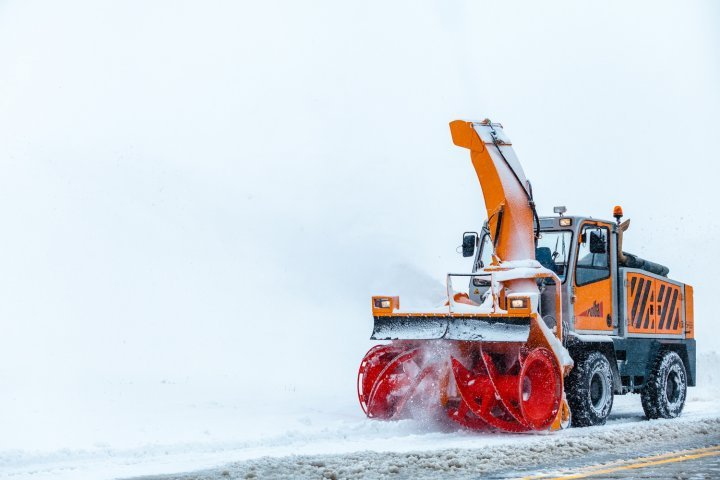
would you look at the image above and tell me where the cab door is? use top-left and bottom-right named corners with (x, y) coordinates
top-left (573, 222), bottom-right (615, 333)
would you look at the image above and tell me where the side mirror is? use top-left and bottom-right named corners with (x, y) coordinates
top-left (462, 232), bottom-right (478, 257)
top-left (589, 231), bottom-right (606, 254)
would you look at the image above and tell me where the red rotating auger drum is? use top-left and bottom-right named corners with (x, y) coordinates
top-left (357, 320), bottom-right (569, 432)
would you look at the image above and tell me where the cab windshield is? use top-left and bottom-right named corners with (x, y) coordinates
top-left (475, 230), bottom-right (572, 281)
top-left (535, 230), bottom-right (572, 281)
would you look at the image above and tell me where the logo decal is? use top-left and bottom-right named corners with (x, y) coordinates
top-left (580, 301), bottom-right (604, 318)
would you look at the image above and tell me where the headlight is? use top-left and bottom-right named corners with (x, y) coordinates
top-left (559, 218), bottom-right (572, 227)
top-left (374, 298), bottom-right (391, 309)
top-left (509, 297), bottom-right (529, 309)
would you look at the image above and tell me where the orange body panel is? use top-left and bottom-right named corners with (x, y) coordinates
top-left (574, 277), bottom-right (614, 331)
top-left (626, 272), bottom-right (683, 335)
top-left (684, 285), bottom-right (694, 338)
top-left (656, 280), bottom-right (683, 335)
top-left (627, 272), bottom-right (657, 334)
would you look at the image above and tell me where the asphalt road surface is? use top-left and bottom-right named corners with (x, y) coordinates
top-left (514, 445), bottom-right (720, 479)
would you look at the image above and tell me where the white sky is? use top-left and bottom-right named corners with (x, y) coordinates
top-left (0, 0), bottom-right (718, 392)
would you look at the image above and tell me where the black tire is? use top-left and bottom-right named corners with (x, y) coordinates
top-left (641, 350), bottom-right (687, 419)
top-left (566, 351), bottom-right (614, 427)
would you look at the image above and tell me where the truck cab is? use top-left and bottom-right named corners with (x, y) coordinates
top-left (470, 215), bottom-right (618, 335)
top-left (466, 211), bottom-right (696, 424)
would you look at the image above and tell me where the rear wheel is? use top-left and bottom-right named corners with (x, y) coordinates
top-left (566, 351), bottom-right (614, 427)
top-left (641, 350), bottom-right (687, 419)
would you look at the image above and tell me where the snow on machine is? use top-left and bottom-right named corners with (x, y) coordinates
top-left (357, 119), bottom-right (696, 432)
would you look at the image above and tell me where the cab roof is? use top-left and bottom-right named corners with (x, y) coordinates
top-left (539, 216), bottom-right (615, 230)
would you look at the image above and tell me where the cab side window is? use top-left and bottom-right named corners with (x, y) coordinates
top-left (575, 225), bottom-right (610, 285)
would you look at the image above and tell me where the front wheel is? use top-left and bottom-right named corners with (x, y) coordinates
top-left (566, 351), bottom-right (614, 427)
top-left (641, 350), bottom-right (687, 419)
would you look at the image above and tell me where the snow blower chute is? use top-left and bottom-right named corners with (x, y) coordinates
top-left (357, 120), bottom-right (573, 432)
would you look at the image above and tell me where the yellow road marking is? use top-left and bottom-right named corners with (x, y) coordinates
top-left (518, 445), bottom-right (720, 479)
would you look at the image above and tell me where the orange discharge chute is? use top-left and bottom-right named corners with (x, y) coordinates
top-left (357, 120), bottom-right (572, 432)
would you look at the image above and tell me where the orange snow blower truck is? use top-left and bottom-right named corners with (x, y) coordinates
top-left (358, 119), bottom-right (696, 432)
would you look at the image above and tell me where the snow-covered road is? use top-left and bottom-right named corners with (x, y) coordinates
top-left (143, 415), bottom-right (720, 480)
top-left (2, 382), bottom-right (718, 480)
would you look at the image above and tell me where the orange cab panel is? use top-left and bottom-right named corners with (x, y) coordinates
top-left (574, 277), bottom-right (614, 331)
top-left (573, 221), bottom-right (614, 332)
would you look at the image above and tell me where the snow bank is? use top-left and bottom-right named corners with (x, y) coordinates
top-left (159, 417), bottom-right (720, 479)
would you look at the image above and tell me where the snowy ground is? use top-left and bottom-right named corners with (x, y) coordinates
top-left (151, 416), bottom-right (720, 479)
top-left (2, 352), bottom-right (718, 480)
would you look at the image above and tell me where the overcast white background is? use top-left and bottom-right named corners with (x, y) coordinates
top-left (0, 0), bottom-right (719, 459)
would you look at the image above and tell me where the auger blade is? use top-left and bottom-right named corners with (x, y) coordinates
top-left (449, 346), bottom-right (562, 432)
top-left (359, 342), bottom-right (564, 433)
top-left (445, 397), bottom-right (490, 430)
top-left (365, 347), bottom-right (418, 418)
top-left (451, 356), bottom-right (529, 432)
top-left (359, 344), bottom-right (437, 419)
top-left (518, 347), bottom-right (563, 430)
top-left (357, 344), bottom-right (408, 415)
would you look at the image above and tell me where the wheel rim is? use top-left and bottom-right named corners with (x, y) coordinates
top-left (589, 370), bottom-right (609, 414)
top-left (665, 365), bottom-right (684, 408)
